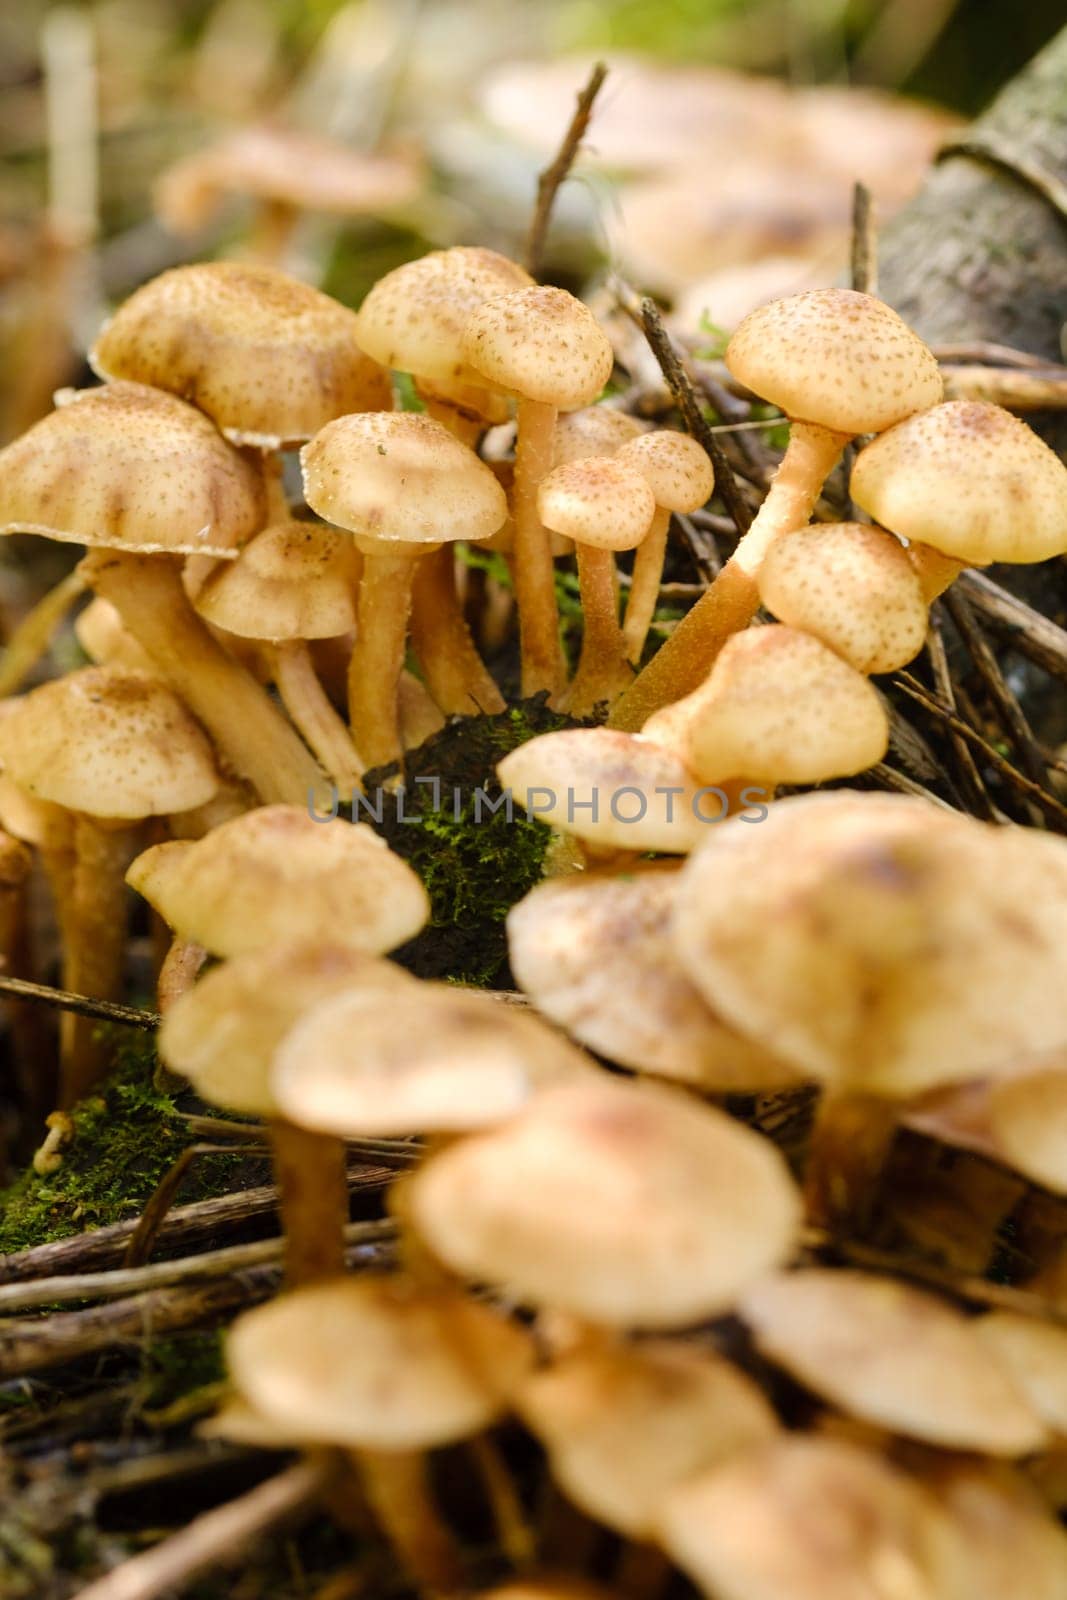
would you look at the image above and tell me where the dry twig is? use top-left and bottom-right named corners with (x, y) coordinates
top-left (523, 61), bottom-right (608, 278)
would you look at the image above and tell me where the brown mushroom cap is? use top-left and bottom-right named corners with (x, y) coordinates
top-left (463, 286), bottom-right (614, 412)
top-left (518, 1340), bottom-right (778, 1539)
top-left (758, 522), bottom-right (928, 675)
top-left (506, 866), bottom-right (802, 1091)
top-left (0, 383), bottom-right (264, 558)
top-left (0, 666), bottom-right (218, 819)
top-left (986, 1067), bottom-right (1067, 1196)
top-left (851, 401), bottom-right (1067, 565)
top-left (616, 430), bottom-right (714, 513)
top-left (91, 262), bottom-right (391, 449)
top-left (226, 1274), bottom-right (533, 1451)
top-left (193, 521), bottom-right (359, 642)
top-left (974, 1311), bottom-right (1067, 1436)
top-left (126, 804), bottom-right (429, 957)
top-left (741, 1269), bottom-right (1046, 1454)
top-left (159, 941), bottom-right (412, 1115)
top-left (553, 406), bottom-right (649, 466)
top-left (537, 457), bottom-right (655, 551)
top-left (726, 287), bottom-right (943, 434)
top-left (674, 792), bottom-right (1067, 1094)
top-left (301, 411), bottom-right (507, 546)
top-left (409, 1077), bottom-right (801, 1329)
top-left (272, 981), bottom-right (594, 1137)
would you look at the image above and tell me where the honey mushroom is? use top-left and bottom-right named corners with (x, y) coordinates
top-left (986, 1066), bottom-right (1067, 1197)
top-left (975, 1311), bottom-right (1067, 1440)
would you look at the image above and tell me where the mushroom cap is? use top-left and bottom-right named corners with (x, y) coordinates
top-left (193, 521), bottom-right (359, 642)
top-left (553, 406), bottom-right (648, 466)
top-left (616, 429), bottom-right (714, 513)
top-left (537, 457), bottom-right (655, 551)
top-left (0, 666), bottom-right (218, 820)
top-left (159, 941), bottom-right (412, 1115)
top-left (725, 288), bottom-right (943, 434)
top-left (409, 1077), bottom-right (801, 1329)
top-left (0, 383), bottom-right (264, 558)
top-left (741, 1269), bottom-right (1046, 1454)
top-left (497, 728), bottom-right (723, 853)
top-left (506, 866), bottom-right (802, 1091)
top-left (758, 522), bottom-right (927, 675)
top-left (226, 1274), bottom-right (533, 1452)
top-left (921, 1459), bottom-right (1067, 1600)
top-left (197, 1395), bottom-right (297, 1451)
top-left (517, 1340), bottom-right (778, 1539)
top-left (974, 1311), bottom-right (1067, 1437)
top-left (850, 400), bottom-right (1067, 565)
top-left (674, 792), bottom-right (1067, 1094)
top-left (91, 262), bottom-right (391, 449)
top-left (301, 411), bottom-right (507, 545)
top-left (987, 1067), bottom-right (1067, 1196)
top-left (479, 1585), bottom-right (620, 1600)
top-left (683, 625), bottom-right (889, 785)
top-left (272, 981), bottom-right (594, 1137)
top-left (126, 804), bottom-right (429, 957)
top-left (462, 286), bottom-right (614, 411)
top-left (659, 1436), bottom-right (963, 1600)
top-left (74, 597), bottom-right (157, 675)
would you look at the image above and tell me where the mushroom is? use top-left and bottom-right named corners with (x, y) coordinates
top-left (0, 666), bottom-right (219, 1102)
top-left (536, 456), bottom-right (655, 714)
top-left (409, 1077), bottom-right (801, 1331)
top-left (612, 288), bottom-right (942, 728)
top-left (616, 429), bottom-right (715, 665)
top-left (986, 1066), bottom-right (1067, 1197)
top-left (919, 1459), bottom-right (1067, 1600)
top-left (553, 406), bottom-right (649, 464)
top-left (0, 382), bottom-right (324, 805)
top-left (974, 1311), bottom-right (1067, 1438)
top-left (193, 520), bottom-right (364, 793)
top-left (74, 596), bottom-right (157, 675)
top-left (462, 286), bottom-right (615, 697)
top-left (301, 412), bottom-right (507, 769)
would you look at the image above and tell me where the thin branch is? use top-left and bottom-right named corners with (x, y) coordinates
top-left (523, 61), bottom-right (608, 278)
top-left (923, 618), bottom-right (997, 819)
top-left (941, 585), bottom-right (1050, 790)
top-left (849, 181), bottom-right (877, 295)
top-left (957, 570), bottom-right (1067, 685)
top-left (0, 973), bottom-right (159, 1029)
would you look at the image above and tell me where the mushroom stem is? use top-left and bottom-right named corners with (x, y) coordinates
top-left (353, 1446), bottom-right (464, 1598)
top-left (157, 936), bottom-right (207, 1015)
top-left (409, 547), bottom-right (505, 716)
top-left (0, 568), bottom-right (86, 697)
top-left (803, 1089), bottom-right (899, 1234)
top-left (0, 833), bottom-right (49, 1128)
top-left (62, 815), bottom-right (141, 1106)
top-left (513, 397), bottom-right (565, 698)
top-left (248, 196), bottom-right (300, 268)
top-left (564, 544), bottom-right (633, 716)
top-left (909, 544), bottom-right (967, 605)
top-left (622, 504), bottom-right (669, 665)
top-left (268, 1118), bottom-right (349, 1286)
top-left (269, 641), bottom-right (365, 794)
top-left (348, 551), bottom-right (417, 772)
top-left (78, 551), bottom-right (326, 807)
top-left (611, 422), bottom-right (848, 730)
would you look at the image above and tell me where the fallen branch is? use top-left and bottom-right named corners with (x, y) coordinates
top-left (523, 61), bottom-right (607, 278)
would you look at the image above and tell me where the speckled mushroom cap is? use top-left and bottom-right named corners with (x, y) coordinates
top-left (617, 429), bottom-right (714, 512)
top-left (193, 521), bottom-right (359, 642)
top-left (506, 866), bottom-right (802, 1092)
top-left (159, 941), bottom-right (412, 1116)
top-left (75, 597), bottom-right (158, 675)
top-left (659, 1436), bottom-right (964, 1600)
top-left (974, 1312), bottom-right (1067, 1437)
top-left (987, 1067), bottom-right (1067, 1196)
top-left (301, 412), bottom-right (507, 547)
top-left (922, 1461), bottom-right (1067, 1600)
top-left (553, 406), bottom-right (648, 466)
top-left (726, 288), bottom-right (943, 434)
top-left (759, 522), bottom-right (927, 675)
top-left (126, 804), bottom-right (429, 957)
top-left (91, 262), bottom-right (391, 449)
top-left (537, 457), bottom-right (655, 551)
top-left (226, 1274), bottom-right (533, 1452)
top-left (497, 727), bottom-right (724, 854)
top-left (0, 383), bottom-right (264, 558)
top-left (462, 286), bottom-right (614, 411)
top-left (851, 400), bottom-right (1067, 565)
top-left (0, 666), bottom-right (218, 820)
top-left (272, 981), bottom-right (594, 1138)
top-left (409, 1077), bottom-right (801, 1329)
top-left (674, 792), bottom-right (1067, 1095)
top-left (682, 625), bottom-right (889, 785)
top-left (517, 1341), bottom-right (778, 1539)
top-left (742, 1270), bottom-right (1045, 1454)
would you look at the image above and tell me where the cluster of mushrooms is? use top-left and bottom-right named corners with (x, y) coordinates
top-left (1, 249), bottom-right (1067, 1598)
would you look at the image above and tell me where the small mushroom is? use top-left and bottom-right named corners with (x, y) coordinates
top-left (616, 429), bottom-right (715, 664)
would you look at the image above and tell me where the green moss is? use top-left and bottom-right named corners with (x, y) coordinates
top-left (139, 1329), bottom-right (226, 1410)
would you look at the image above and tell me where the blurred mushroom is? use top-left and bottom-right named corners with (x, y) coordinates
top-left (987, 1068), bottom-right (1067, 1197)
top-left (616, 429), bottom-right (714, 665)
top-left (975, 1311), bottom-right (1067, 1437)
top-left (919, 1458), bottom-right (1067, 1600)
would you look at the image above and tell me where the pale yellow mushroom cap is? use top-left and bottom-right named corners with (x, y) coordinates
top-left (127, 804), bottom-right (429, 957)
top-left (759, 522), bottom-right (927, 674)
top-left (497, 727), bottom-right (726, 853)
top-left (409, 1077), bottom-right (801, 1329)
top-left (674, 792), bottom-right (1067, 1095)
top-left (301, 411), bottom-right (507, 546)
top-left (726, 287), bottom-right (943, 434)
top-left (75, 596), bottom-right (157, 675)
top-left (922, 1460), bottom-right (1067, 1600)
top-left (553, 406), bottom-right (648, 466)
top-left (506, 866), bottom-right (802, 1092)
top-left (742, 1269), bottom-right (1045, 1454)
top-left (0, 666), bottom-right (218, 820)
top-left (226, 1274), bottom-right (533, 1452)
top-left (684, 625), bottom-right (889, 785)
top-left (537, 456), bottom-right (655, 551)
top-left (987, 1067), bottom-right (1067, 1196)
top-left (617, 429), bottom-right (714, 512)
top-left (193, 521), bottom-right (359, 642)
top-left (0, 383), bottom-right (264, 558)
top-left (851, 400), bottom-right (1067, 565)
top-left (91, 262), bottom-right (391, 448)
top-left (517, 1341), bottom-right (778, 1539)
top-left (462, 286), bottom-right (614, 411)
top-left (159, 941), bottom-right (412, 1116)
top-left (974, 1312), bottom-right (1067, 1437)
